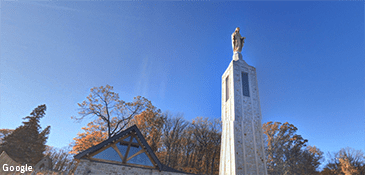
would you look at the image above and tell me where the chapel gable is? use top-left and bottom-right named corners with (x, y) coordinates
top-left (74, 125), bottom-right (190, 175)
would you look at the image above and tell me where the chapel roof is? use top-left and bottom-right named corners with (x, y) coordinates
top-left (0, 151), bottom-right (20, 168)
top-left (74, 125), bottom-right (186, 173)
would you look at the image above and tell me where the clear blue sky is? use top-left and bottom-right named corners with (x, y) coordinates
top-left (1, 0), bottom-right (363, 165)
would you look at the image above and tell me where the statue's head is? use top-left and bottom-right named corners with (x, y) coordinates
top-left (235, 27), bottom-right (240, 33)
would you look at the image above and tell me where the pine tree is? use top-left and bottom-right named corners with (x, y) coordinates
top-left (0, 104), bottom-right (51, 165)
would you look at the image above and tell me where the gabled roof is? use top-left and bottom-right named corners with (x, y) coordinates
top-left (74, 125), bottom-right (167, 171)
top-left (0, 151), bottom-right (20, 168)
top-left (33, 155), bottom-right (52, 171)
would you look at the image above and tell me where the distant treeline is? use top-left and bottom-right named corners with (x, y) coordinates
top-left (1, 85), bottom-right (364, 175)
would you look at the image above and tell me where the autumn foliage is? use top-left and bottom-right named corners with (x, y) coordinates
top-left (263, 121), bottom-right (323, 175)
top-left (130, 107), bottom-right (165, 153)
top-left (1, 93), bottom-right (362, 175)
top-left (69, 119), bottom-right (108, 155)
top-left (69, 85), bottom-right (364, 175)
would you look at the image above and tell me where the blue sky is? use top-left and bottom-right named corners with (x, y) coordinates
top-left (1, 0), bottom-right (363, 165)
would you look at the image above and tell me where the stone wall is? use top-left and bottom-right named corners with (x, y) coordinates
top-left (220, 57), bottom-right (267, 175)
top-left (74, 159), bottom-right (190, 175)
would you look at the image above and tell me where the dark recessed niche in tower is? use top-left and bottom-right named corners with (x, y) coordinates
top-left (242, 72), bottom-right (249, 97)
top-left (226, 76), bottom-right (230, 101)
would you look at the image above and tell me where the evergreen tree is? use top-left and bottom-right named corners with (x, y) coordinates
top-left (0, 104), bottom-right (51, 165)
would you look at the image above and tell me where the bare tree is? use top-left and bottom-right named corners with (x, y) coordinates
top-left (156, 115), bottom-right (221, 175)
top-left (45, 146), bottom-right (78, 174)
top-left (322, 147), bottom-right (365, 175)
top-left (161, 113), bottom-right (188, 167)
top-left (180, 124), bottom-right (195, 168)
top-left (192, 117), bottom-right (221, 175)
top-left (72, 85), bottom-right (152, 138)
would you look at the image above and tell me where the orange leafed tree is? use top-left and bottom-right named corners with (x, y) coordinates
top-left (263, 121), bottom-right (323, 175)
top-left (129, 103), bottom-right (165, 153)
top-left (70, 85), bottom-right (160, 154)
top-left (69, 119), bottom-right (108, 154)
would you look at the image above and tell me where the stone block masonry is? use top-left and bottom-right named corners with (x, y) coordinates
top-left (75, 159), bottom-right (190, 175)
top-left (219, 56), bottom-right (268, 175)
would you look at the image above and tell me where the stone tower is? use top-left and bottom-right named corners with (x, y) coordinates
top-left (219, 28), bottom-right (268, 175)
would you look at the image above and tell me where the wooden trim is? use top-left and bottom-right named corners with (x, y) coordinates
top-left (125, 162), bottom-right (156, 169)
top-left (89, 145), bottom-right (110, 158)
top-left (115, 135), bottom-right (132, 143)
top-left (89, 134), bottom-right (130, 158)
top-left (122, 135), bottom-right (134, 163)
top-left (111, 144), bottom-right (124, 160)
top-left (144, 149), bottom-right (157, 167)
top-left (126, 149), bottom-right (145, 161)
top-left (86, 132), bottom-right (158, 170)
top-left (133, 134), bottom-right (157, 167)
top-left (89, 157), bottom-right (121, 165)
top-left (119, 140), bottom-right (139, 147)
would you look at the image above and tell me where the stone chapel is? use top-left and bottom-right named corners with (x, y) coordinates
top-left (74, 125), bottom-right (193, 175)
